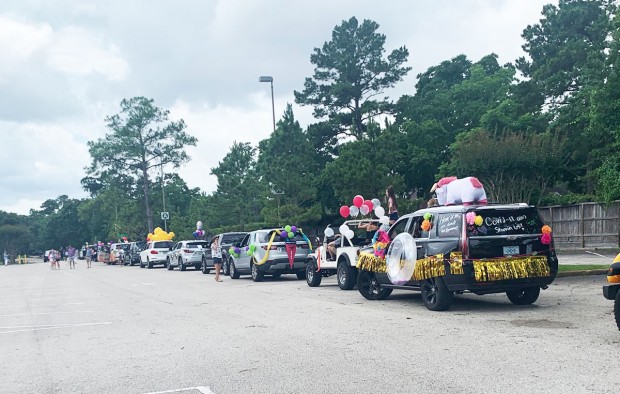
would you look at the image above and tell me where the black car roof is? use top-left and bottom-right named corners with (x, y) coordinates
top-left (402, 203), bottom-right (532, 218)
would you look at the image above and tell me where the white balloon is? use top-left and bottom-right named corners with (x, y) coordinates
top-left (360, 205), bottom-right (370, 215)
top-left (339, 224), bottom-right (349, 234)
top-left (379, 215), bottom-right (390, 225)
top-left (372, 198), bottom-right (381, 208)
top-left (324, 227), bottom-right (334, 237)
top-left (349, 205), bottom-right (359, 217)
top-left (345, 229), bottom-right (355, 239)
top-left (374, 206), bottom-right (385, 218)
top-left (196, 221), bottom-right (203, 230)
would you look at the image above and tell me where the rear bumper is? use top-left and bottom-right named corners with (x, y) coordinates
top-left (257, 258), bottom-right (308, 272)
top-left (603, 284), bottom-right (620, 300)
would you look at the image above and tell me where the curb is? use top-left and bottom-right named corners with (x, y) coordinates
top-left (557, 269), bottom-right (608, 278)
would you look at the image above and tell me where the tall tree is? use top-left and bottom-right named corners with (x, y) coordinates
top-left (85, 97), bottom-right (197, 232)
top-left (295, 16), bottom-right (410, 141)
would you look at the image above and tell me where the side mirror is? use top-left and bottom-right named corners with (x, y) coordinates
top-left (169, 247), bottom-right (173, 251)
top-left (235, 242), bottom-right (241, 247)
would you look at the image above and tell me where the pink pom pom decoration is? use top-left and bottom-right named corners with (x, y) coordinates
top-left (466, 212), bottom-right (476, 225)
top-left (541, 233), bottom-right (552, 245)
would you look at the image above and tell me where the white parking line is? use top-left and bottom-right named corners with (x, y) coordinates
top-left (0, 310), bottom-right (93, 317)
top-left (0, 302), bottom-right (84, 309)
top-left (144, 386), bottom-right (216, 394)
top-left (133, 283), bottom-right (154, 286)
top-left (0, 322), bottom-right (112, 334)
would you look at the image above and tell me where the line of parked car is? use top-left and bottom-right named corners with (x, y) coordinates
top-left (119, 203), bottom-right (560, 313)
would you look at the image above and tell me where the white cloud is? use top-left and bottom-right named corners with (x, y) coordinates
top-left (0, 14), bottom-right (52, 80)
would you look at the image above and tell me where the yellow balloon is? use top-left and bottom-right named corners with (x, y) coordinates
top-left (168, 232), bottom-right (175, 240)
top-left (154, 227), bottom-right (163, 234)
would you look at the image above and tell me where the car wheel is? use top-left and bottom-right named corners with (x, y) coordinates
top-left (139, 259), bottom-right (144, 269)
top-left (230, 260), bottom-right (240, 279)
top-left (421, 276), bottom-right (454, 311)
top-left (337, 261), bottom-right (357, 290)
top-left (194, 264), bottom-right (201, 270)
top-left (201, 259), bottom-right (209, 274)
top-left (222, 259), bottom-right (230, 276)
top-left (306, 261), bottom-right (322, 287)
top-left (147, 259), bottom-right (153, 269)
top-left (179, 258), bottom-right (186, 271)
top-left (615, 290), bottom-right (620, 331)
top-left (506, 287), bottom-right (540, 305)
top-left (251, 262), bottom-right (264, 282)
top-left (357, 270), bottom-right (392, 300)
top-left (166, 258), bottom-right (173, 271)
top-left (296, 271), bottom-right (306, 280)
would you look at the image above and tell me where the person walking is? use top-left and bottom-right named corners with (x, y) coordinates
top-left (386, 185), bottom-right (399, 224)
top-left (67, 245), bottom-right (76, 269)
top-left (3, 250), bottom-right (8, 266)
top-left (211, 237), bottom-right (223, 282)
top-left (49, 249), bottom-right (58, 270)
top-left (85, 247), bottom-right (92, 268)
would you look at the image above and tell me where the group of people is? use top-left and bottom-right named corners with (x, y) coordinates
top-left (49, 245), bottom-right (95, 270)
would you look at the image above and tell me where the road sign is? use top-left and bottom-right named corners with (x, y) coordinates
top-left (161, 212), bottom-right (170, 220)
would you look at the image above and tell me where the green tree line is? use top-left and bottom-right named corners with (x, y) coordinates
top-left (4, 1), bottom-right (620, 256)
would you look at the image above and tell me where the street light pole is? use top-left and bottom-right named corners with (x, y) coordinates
top-left (153, 147), bottom-right (167, 232)
top-left (259, 76), bottom-right (276, 133)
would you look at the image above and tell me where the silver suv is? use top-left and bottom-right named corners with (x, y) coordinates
top-left (167, 240), bottom-right (208, 271)
top-left (228, 229), bottom-right (312, 282)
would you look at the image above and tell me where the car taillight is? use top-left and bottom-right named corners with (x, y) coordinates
top-left (262, 245), bottom-right (278, 250)
top-left (150, 250), bottom-right (159, 254)
top-left (183, 249), bottom-right (192, 253)
top-left (461, 217), bottom-right (469, 259)
top-left (299, 243), bottom-right (309, 249)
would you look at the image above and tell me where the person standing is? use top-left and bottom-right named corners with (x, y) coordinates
top-left (67, 245), bottom-right (76, 269)
top-left (386, 185), bottom-right (399, 224)
top-left (49, 249), bottom-right (58, 270)
top-left (211, 237), bottom-right (223, 282)
top-left (3, 250), bottom-right (8, 266)
top-left (85, 247), bottom-right (92, 268)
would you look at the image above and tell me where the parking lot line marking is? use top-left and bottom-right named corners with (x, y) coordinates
top-left (0, 310), bottom-right (93, 317)
top-left (0, 302), bottom-right (85, 309)
top-left (584, 250), bottom-right (606, 258)
top-left (133, 283), bottom-right (154, 286)
top-left (144, 386), bottom-right (215, 394)
top-left (0, 322), bottom-right (112, 334)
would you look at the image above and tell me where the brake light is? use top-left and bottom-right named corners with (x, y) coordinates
top-left (183, 249), bottom-right (192, 253)
top-left (150, 250), bottom-right (159, 254)
top-left (261, 245), bottom-right (278, 250)
top-left (461, 216), bottom-right (469, 258)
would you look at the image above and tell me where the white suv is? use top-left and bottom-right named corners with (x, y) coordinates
top-left (139, 240), bottom-right (175, 269)
top-left (166, 240), bottom-right (208, 271)
top-left (306, 219), bottom-right (380, 290)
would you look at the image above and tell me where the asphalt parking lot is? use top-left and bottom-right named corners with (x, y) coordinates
top-left (0, 259), bottom-right (618, 394)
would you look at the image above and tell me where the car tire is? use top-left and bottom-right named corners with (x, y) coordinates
top-left (147, 259), bottom-right (153, 269)
top-left (222, 259), bottom-right (230, 276)
top-left (251, 262), bottom-right (264, 282)
top-left (139, 259), bottom-right (144, 269)
top-left (337, 261), bottom-right (357, 290)
top-left (506, 287), bottom-right (541, 305)
top-left (230, 260), bottom-right (240, 279)
top-left (194, 264), bottom-right (201, 270)
top-left (614, 290), bottom-right (620, 331)
top-left (357, 270), bottom-right (392, 300)
top-left (296, 271), bottom-right (306, 280)
top-left (421, 276), bottom-right (454, 311)
top-left (166, 258), bottom-right (173, 271)
top-left (178, 258), bottom-right (186, 271)
top-left (306, 261), bottom-right (322, 287)
top-left (201, 259), bottom-right (209, 274)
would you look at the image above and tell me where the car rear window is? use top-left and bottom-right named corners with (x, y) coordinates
top-left (468, 208), bottom-right (544, 236)
top-left (187, 242), bottom-right (207, 249)
top-left (154, 241), bottom-right (174, 249)
top-left (221, 234), bottom-right (246, 244)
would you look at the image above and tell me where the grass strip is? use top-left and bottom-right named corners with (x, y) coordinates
top-left (558, 264), bottom-right (609, 272)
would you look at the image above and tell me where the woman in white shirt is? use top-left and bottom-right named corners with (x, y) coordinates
top-left (211, 237), bottom-right (223, 282)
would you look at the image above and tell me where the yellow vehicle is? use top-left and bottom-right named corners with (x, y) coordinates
top-left (602, 253), bottom-right (620, 331)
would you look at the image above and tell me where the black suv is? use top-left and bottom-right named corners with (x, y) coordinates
top-left (201, 232), bottom-right (248, 275)
top-left (356, 203), bottom-right (558, 311)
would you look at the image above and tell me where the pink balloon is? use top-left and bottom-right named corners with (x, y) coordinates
top-left (353, 195), bottom-right (364, 208)
top-left (363, 200), bottom-right (374, 212)
top-left (339, 205), bottom-right (350, 218)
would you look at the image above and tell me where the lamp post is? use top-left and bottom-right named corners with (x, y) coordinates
top-left (153, 147), bottom-right (167, 232)
top-left (259, 75), bottom-right (276, 133)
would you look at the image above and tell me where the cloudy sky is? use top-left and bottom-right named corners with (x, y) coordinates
top-left (0, 0), bottom-right (557, 215)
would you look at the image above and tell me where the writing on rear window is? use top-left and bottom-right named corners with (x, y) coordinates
top-left (469, 209), bottom-right (542, 236)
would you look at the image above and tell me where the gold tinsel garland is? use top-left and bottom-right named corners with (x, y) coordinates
top-left (357, 252), bottom-right (550, 283)
top-left (473, 256), bottom-right (550, 282)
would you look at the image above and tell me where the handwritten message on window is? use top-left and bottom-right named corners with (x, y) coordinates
top-left (437, 213), bottom-right (461, 237)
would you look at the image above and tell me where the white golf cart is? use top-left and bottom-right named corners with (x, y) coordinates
top-left (306, 219), bottom-right (381, 290)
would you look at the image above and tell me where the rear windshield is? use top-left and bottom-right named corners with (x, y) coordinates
top-left (187, 242), bottom-right (207, 249)
top-left (154, 241), bottom-right (174, 249)
top-left (257, 232), bottom-right (306, 243)
top-left (468, 208), bottom-right (543, 236)
top-left (221, 234), bottom-right (247, 244)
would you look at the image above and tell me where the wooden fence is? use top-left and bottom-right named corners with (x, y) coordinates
top-left (538, 201), bottom-right (620, 249)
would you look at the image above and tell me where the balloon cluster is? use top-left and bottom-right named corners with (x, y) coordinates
top-left (246, 244), bottom-right (257, 256)
top-left (147, 227), bottom-right (175, 241)
top-left (193, 221), bottom-right (205, 239)
top-left (421, 213), bottom-right (433, 231)
top-left (229, 246), bottom-right (241, 257)
top-left (338, 223), bottom-right (355, 241)
top-left (465, 212), bottom-right (484, 226)
top-left (280, 225), bottom-right (298, 240)
top-left (339, 195), bottom-right (389, 225)
top-left (541, 225), bottom-right (552, 245)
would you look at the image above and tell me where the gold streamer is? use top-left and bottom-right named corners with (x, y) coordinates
top-left (254, 231), bottom-right (277, 266)
top-left (449, 252), bottom-right (464, 275)
top-left (412, 254), bottom-right (445, 280)
top-left (473, 256), bottom-right (550, 282)
top-left (356, 252), bottom-right (386, 273)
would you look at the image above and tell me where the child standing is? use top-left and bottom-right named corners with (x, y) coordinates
top-left (211, 237), bottom-right (223, 282)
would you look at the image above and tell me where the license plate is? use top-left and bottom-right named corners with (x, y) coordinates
top-left (503, 246), bottom-right (519, 256)
top-left (277, 247), bottom-right (283, 252)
